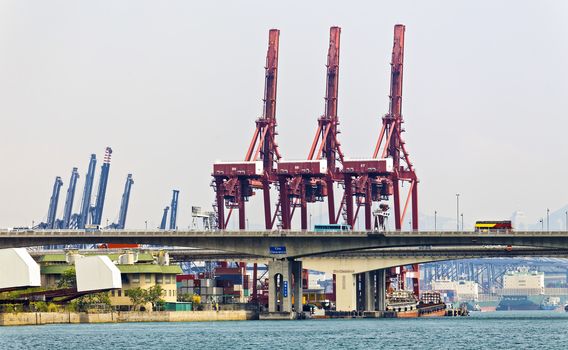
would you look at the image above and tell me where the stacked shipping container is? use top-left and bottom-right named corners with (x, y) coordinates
top-left (176, 267), bottom-right (250, 304)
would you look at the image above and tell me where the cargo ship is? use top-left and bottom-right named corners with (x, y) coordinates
top-left (385, 290), bottom-right (446, 318)
top-left (496, 295), bottom-right (540, 311)
top-left (417, 291), bottom-right (447, 317)
top-left (385, 290), bottom-right (420, 317)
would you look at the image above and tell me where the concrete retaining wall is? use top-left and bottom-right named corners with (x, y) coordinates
top-left (0, 310), bottom-right (257, 326)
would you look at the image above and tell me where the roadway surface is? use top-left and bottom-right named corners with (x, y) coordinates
top-left (3, 229), bottom-right (568, 258)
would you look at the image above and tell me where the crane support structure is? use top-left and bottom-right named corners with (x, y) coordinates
top-left (169, 190), bottom-right (179, 230)
top-left (213, 29), bottom-right (281, 230)
top-left (78, 154), bottom-right (97, 229)
top-left (61, 168), bottom-right (79, 229)
top-left (91, 147), bottom-right (112, 226)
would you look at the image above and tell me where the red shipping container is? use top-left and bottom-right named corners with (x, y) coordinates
top-left (193, 280), bottom-right (201, 287)
top-left (176, 274), bottom-right (196, 282)
top-left (216, 280), bottom-right (235, 288)
top-left (214, 268), bottom-right (242, 275)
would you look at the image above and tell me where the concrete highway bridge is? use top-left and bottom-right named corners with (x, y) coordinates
top-left (5, 230), bottom-right (568, 316)
top-left (3, 230), bottom-right (568, 257)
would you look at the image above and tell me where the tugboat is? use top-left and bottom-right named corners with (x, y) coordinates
top-left (540, 297), bottom-right (561, 311)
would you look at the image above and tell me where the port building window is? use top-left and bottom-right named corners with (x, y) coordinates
top-left (156, 274), bottom-right (163, 284)
top-left (145, 273), bottom-right (151, 283)
top-left (131, 274), bottom-right (140, 283)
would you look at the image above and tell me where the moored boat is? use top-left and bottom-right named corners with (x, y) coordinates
top-left (385, 290), bottom-right (447, 318)
top-left (385, 290), bottom-right (420, 318)
top-left (418, 291), bottom-right (447, 317)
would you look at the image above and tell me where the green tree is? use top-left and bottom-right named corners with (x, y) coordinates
top-left (57, 268), bottom-right (77, 289)
top-left (74, 292), bottom-right (112, 312)
top-left (145, 284), bottom-right (165, 311)
top-left (125, 287), bottom-right (147, 311)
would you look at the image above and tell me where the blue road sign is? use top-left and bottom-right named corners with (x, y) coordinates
top-left (269, 246), bottom-right (286, 254)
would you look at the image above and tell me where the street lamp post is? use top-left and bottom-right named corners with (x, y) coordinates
top-left (540, 218), bottom-right (544, 231)
top-left (546, 208), bottom-right (550, 231)
top-left (145, 220), bottom-right (148, 230)
top-left (461, 213), bottom-right (464, 231)
top-left (456, 194), bottom-right (460, 231)
top-left (565, 211), bottom-right (567, 231)
top-left (434, 211), bottom-right (437, 232)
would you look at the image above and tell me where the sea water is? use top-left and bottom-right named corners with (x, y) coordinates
top-left (2, 311), bottom-right (568, 349)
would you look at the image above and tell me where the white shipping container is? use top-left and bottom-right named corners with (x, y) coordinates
top-left (201, 279), bottom-right (214, 287)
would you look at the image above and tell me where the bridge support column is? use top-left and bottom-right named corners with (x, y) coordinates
top-left (335, 272), bottom-right (357, 312)
top-left (364, 271), bottom-right (375, 311)
top-left (375, 269), bottom-right (386, 311)
top-left (266, 259), bottom-right (302, 319)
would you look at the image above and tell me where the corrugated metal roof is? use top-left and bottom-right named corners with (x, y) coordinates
top-left (41, 264), bottom-right (181, 275)
top-left (38, 253), bottom-right (155, 263)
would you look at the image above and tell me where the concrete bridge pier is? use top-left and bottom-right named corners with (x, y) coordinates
top-left (356, 269), bottom-right (387, 313)
top-left (264, 259), bottom-right (302, 319)
top-left (375, 269), bottom-right (386, 311)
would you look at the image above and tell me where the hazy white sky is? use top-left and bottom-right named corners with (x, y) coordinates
top-left (1, 1), bottom-right (567, 229)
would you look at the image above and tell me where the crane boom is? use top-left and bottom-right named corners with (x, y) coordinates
top-left (108, 173), bottom-right (134, 229)
top-left (160, 206), bottom-right (170, 230)
top-left (61, 167), bottom-right (79, 229)
top-left (169, 190), bottom-right (179, 230)
top-left (91, 147), bottom-right (112, 225)
top-left (78, 154), bottom-right (97, 229)
top-left (116, 174), bottom-right (134, 229)
top-left (45, 176), bottom-right (63, 229)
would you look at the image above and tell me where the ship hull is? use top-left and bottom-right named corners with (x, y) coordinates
top-left (394, 309), bottom-right (420, 318)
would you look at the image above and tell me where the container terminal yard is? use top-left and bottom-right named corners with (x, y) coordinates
top-left (2, 24), bottom-right (568, 324)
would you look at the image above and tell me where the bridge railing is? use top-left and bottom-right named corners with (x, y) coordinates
top-left (1, 229), bottom-right (567, 237)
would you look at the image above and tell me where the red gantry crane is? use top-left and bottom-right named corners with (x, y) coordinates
top-left (276, 26), bottom-right (345, 230)
top-left (213, 29), bottom-right (281, 230)
top-left (342, 24), bottom-right (418, 233)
